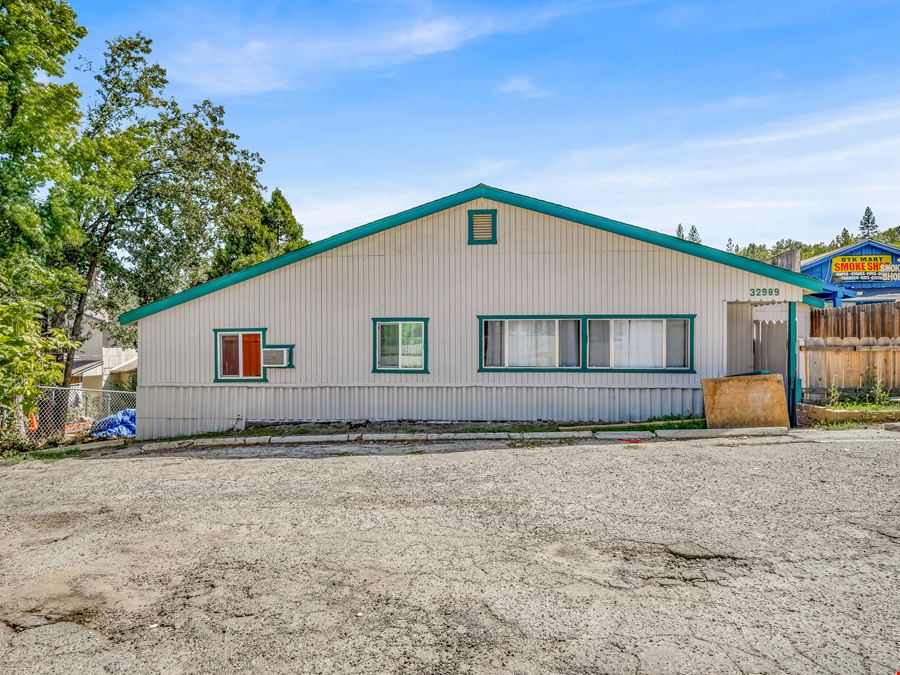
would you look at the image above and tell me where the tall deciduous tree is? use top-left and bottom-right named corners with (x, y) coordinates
top-left (47, 34), bottom-right (264, 379)
top-left (0, 1), bottom-right (86, 435)
top-left (858, 206), bottom-right (878, 238)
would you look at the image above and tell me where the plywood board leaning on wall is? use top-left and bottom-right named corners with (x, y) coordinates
top-left (701, 374), bottom-right (790, 429)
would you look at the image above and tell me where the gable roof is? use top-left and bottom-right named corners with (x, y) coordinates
top-left (801, 238), bottom-right (900, 268)
top-left (120, 184), bottom-right (824, 324)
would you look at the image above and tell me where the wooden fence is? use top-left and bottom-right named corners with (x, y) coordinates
top-left (801, 337), bottom-right (900, 393)
top-left (810, 303), bottom-right (900, 338)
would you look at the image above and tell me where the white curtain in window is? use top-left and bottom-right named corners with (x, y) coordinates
top-left (588, 319), bottom-right (610, 367)
top-left (558, 319), bottom-right (581, 367)
top-left (665, 319), bottom-right (688, 368)
top-left (483, 321), bottom-right (505, 367)
top-left (508, 320), bottom-right (556, 367)
top-left (613, 320), bottom-right (663, 368)
top-left (399, 322), bottom-right (424, 369)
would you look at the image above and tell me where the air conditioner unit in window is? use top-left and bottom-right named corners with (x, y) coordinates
top-left (262, 347), bottom-right (290, 368)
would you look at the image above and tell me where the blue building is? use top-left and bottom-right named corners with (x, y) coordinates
top-left (801, 238), bottom-right (900, 307)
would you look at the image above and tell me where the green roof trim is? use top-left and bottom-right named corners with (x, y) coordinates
top-left (120, 184), bottom-right (824, 325)
top-left (802, 294), bottom-right (826, 309)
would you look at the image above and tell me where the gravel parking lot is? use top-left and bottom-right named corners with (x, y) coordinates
top-left (1, 429), bottom-right (898, 674)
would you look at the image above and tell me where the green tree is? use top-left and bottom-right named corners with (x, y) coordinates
top-left (0, 1), bottom-right (86, 439)
top-left (770, 239), bottom-right (804, 256)
top-left (687, 225), bottom-right (701, 243)
top-left (47, 35), bottom-right (264, 381)
top-left (674, 223), bottom-right (685, 239)
top-left (0, 0), bottom-right (86, 256)
top-left (830, 227), bottom-right (853, 249)
top-left (210, 188), bottom-right (308, 278)
top-left (725, 238), bottom-right (734, 253)
top-left (0, 259), bottom-right (78, 437)
top-left (858, 206), bottom-right (878, 238)
top-left (735, 243), bottom-right (770, 260)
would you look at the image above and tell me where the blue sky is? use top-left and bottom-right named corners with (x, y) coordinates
top-left (69, 0), bottom-right (900, 247)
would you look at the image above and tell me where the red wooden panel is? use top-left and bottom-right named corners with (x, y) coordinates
top-left (242, 333), bottom-right (262, 377)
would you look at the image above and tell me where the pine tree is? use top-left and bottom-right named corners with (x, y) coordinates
top-left (725, 238), bottom-right (734, 253)
top-left (831, 228), bottom-right (852, 248)
top-left (687, 225), bottom-right (701, 243)
top-left (675, 224), bottom-right (685, 239)
top-left (858, 207), bottom-right (878, 238)
top-left (210, 188), bottom-right (308, 278)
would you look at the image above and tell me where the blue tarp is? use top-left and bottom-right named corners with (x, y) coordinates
top-left (90, 408), bottom-right (136, 438)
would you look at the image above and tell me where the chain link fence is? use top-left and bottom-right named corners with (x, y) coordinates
top-left (20, 387), bottom-right (137, 442)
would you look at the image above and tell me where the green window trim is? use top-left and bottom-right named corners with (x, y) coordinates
top-left (467, 209), bottom-right (497, 245)
top-left (477, 314), bottom-right (696, 373)
top-left (213, 328), bottom-right (295, 383)
top-left (372, 317), bottom-right (430, 374)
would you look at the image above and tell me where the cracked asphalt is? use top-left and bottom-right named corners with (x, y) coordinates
top-left (0, 429), bottom-right (898, 674)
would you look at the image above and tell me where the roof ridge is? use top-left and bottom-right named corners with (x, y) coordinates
top-left (121, 185), bottom-right (823, 324)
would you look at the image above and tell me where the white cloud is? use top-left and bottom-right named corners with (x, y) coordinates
top-left (161, 2), bottom-right (596, 95)
top-left (497, 76), bottom-right (550, 99)
top-left (504, 97), bottom-right (900, 247)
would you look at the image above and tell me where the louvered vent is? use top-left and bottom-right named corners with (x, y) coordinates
top-left (468, 210), bottom-right (496, 244)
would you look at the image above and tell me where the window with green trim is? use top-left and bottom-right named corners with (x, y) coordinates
top-left (479, 315), bottom-right (694, 372)
top-left (468, 209), bottom-right (497, 245)
top-left (214, 328), bottom-right (294, 382)
top-left (373, 318), bottom-right (429, 373)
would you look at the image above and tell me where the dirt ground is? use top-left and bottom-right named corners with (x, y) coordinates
top-left (0, 429), bottom-right (898, 674)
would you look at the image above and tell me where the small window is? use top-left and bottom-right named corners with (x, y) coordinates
top-left (217, 331), bottom-right (263, 380)
top-left (214, 329), bottom-right (294, 382)
top-left (468, 209), bottom-right (497, 245)
top-left (373, 318), bottom-right (429, 373)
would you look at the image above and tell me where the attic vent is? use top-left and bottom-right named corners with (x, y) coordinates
top-left (468, 209), bottom-right (497, 245)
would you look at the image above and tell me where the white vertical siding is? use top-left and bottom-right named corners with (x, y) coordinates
top-left (136, 198), bottom-right (805, 438)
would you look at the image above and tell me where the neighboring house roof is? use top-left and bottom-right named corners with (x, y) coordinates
top-left (72, 359), bottom-right (103, 376)
top-left (120, 184), bottom-right (825, 325)
top-left (109, 357), bottom-right (139, 373)
top-left (800, 238), bottom-right (900, 268)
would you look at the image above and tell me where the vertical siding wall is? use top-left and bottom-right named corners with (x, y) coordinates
top-left (136, 199), bottom-right (804, 438)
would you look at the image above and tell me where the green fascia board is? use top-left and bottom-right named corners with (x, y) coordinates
top-left (802, 295), bottom-right (826, 309)
top-left (120, 184), bottom-right (824, 324)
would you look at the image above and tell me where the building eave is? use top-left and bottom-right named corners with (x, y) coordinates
top-left (120, 184), bottom-right (824, 325)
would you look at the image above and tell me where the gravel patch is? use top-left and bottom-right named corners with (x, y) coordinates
top-left (0, 430), bottom-right (897, 674)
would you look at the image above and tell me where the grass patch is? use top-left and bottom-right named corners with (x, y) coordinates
top-left (406, 450), bottom-right (425, 455)
top-left (813, 401), bottom-right (900, 411)
top-left (809, 420), bottom-right (879, 430)
top-left (1, 445), bottom-right (88, 466)
top-left (508, 438), bottom-right (579, 448)
top-left (592, 419), bottom-right (706, 433)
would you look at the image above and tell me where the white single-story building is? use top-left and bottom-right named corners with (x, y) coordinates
top-left (120, 185), bottom-right (824, 439)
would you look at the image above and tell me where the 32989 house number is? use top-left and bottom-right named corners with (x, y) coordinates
top-left (749, 287), bottom-right (780, 297)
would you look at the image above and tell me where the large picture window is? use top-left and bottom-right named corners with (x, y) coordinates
top-left (479, 315), bottom-right (693, 372)
top-left (483, 318), bottom-right (581, 369)
top-left (214, 328), bottom-right (294, 382)
top-left (373, 318), bottom-right (429, 373)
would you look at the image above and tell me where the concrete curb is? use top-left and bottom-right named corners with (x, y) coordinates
top-left (593, 431), bottom-right (656, 440)
top-left (654, 427), bottom-right (789, 439)
top-left (136, 426), bottom-right (793, 452)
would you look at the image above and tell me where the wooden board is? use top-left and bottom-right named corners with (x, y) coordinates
top-left (701, 374), bottom-right (789, 429)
